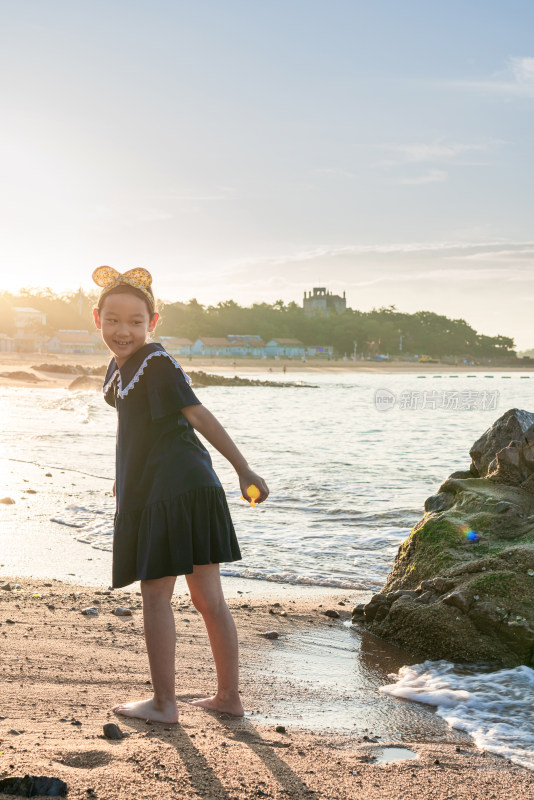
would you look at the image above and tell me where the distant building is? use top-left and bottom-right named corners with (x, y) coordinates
top-left (189, 334), bottom-right (331, 358)
top-left (226, 334), bottom-right (265, 356)
top-left (0, 333), bottom-right (16, 352)
top-left (12, 306), bottom-right (48, 351)
top-left (303, 287), bottom-right (346, 317)
top-left (191, 337), bottom-right (242, 357)
top-left (265, 338), bottom-right (306, 357)
top-left (157, 336), bottom-right (194, 356)
top-left (46, 330), bottom-right (101, 354)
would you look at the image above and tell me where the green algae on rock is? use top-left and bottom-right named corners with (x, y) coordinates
top-left (353, 408), bottom-right (534, 668)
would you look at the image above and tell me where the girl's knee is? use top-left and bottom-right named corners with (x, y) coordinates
top-left (190, 591), bottom-right (226, 617)
top-left (141, 575), bottom-right (176, 603)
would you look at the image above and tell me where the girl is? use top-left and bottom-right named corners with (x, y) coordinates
top-left (91, 266), bottom-right (269, 724)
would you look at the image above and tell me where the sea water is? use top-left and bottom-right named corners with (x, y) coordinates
top-left (1, 369), bottom-right (533, 766)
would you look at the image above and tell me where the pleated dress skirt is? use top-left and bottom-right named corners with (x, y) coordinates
top-left (112, 484), bottom-right (242, 588)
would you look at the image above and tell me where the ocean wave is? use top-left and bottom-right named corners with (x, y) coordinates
top-left (379, 660), bottom-right (534, 771)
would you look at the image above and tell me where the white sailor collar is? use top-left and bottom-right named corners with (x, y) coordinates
top-left (102, 342), bottom-right (192, 400)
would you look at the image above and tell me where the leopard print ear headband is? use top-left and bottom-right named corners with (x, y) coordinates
top-left (92, 266), bottom-right (154, 307)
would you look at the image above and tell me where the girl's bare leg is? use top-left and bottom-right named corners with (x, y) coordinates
top-left (112, 575), bottom-right (179, 723)
top-left (185, 563), bottom-right (244, 716)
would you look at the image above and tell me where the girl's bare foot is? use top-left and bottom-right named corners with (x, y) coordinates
top-left (112, 696), bottom-right (179, 723)
top-left (188, 690), bottom-right (244, 717)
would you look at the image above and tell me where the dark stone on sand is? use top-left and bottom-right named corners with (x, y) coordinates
top-left (81, 607), bottom-right (99, 616)
top-left (0, 774), bottom-right (68, 796)
top-left (324, 609), bottom-right (341, 618)
top-left (112, 606), bottom-right (132, 616)
top-left (275, 725), bottom-right (286, 733)
top-left (261, 630), bottom-right (280, 639)
top-left (353, 408), bottom-right (534, 668)
top-left (103, 722), bottom-right (124, 740)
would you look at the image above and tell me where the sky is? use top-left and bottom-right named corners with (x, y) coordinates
top-left (1, 0), bottom-right (534, 347)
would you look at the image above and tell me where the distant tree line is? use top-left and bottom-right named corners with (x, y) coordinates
top-left (0, 289), bottom-right (516, 360)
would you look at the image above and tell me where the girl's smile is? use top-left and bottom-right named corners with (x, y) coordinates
top-left (92, 292), bottom-right (158, 367)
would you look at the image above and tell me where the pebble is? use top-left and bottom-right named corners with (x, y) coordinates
top-left (275, 725), bottom-right (286, 733)
top-left (113, 607), bottom-right (133, 616)
top-left (0, 497), bottom-right (15, 504)
top-left (324, 609), bottom-right (341, 619)
top-left (103, 723), bottom-right (123, 740)
top-left (81, 607), bottom-right (99, 616)
top-left (1, 582), bottom-right (12, 591)
top-left (6, 618), bottom-right (16, 624)
top-left (261, 630), bottom-right (280, 639)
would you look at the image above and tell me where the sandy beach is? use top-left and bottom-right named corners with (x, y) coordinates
top-left (1, 575), bottom-right (533, 800)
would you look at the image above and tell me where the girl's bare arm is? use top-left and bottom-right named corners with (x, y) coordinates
top-left (181, 403), bottom-right (269, 503)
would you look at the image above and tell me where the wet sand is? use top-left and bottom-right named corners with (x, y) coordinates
top-left (1, 576), bottom-right (533, 799)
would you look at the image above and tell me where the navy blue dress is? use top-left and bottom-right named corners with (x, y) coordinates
top-left (102, 341), bottom-right (242, 588)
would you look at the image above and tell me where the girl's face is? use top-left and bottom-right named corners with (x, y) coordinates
top-left (93, 292), bottom-right (159, 366)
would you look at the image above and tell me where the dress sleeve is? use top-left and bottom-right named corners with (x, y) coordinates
top-left (145, 353), bottom-right (202, 421)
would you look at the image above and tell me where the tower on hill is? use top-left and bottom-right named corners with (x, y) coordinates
top-left (303, 287), bottom-right (346, 317)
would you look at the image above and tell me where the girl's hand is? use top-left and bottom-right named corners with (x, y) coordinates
top-left (239, 470), bottom-right (269, 504)
top-left (113, 481), bottom-right (116, 497)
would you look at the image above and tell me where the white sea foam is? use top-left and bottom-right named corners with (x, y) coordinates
top-left (380, 660), bottom-right (534, 770)
top-left (51, 501), bottom-right (115, 551)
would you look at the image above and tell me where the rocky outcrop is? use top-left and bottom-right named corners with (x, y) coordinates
top-left (353, 409), bottom-right (534, 668)
top-left (188, 371), bottom-right (316, 388)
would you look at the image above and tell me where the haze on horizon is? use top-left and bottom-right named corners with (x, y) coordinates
top-left (1, 1), bottom-right (533, 347)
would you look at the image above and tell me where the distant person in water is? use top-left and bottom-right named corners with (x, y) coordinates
top-left (91, 266), bottom-right (269, 724)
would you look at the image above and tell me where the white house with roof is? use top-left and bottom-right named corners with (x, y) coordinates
top-left (265, 338), bottom-right (306, 357)
top-left (191, 337), bottom-right (242, 356)
top-left (226, 334), bottom-right (265, 356)
top-left (157, 336), bottom-right (194, 356)
top-left (46, 330), bottom-right (101, 354)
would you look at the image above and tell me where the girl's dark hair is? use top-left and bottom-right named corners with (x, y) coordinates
top-left (96, 284), bottom-right (157, 317)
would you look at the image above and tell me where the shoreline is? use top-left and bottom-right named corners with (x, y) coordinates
top-left (0, 351), bottom-right (533, 390)
top-left (1, 574), bottom-right (533, 799)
